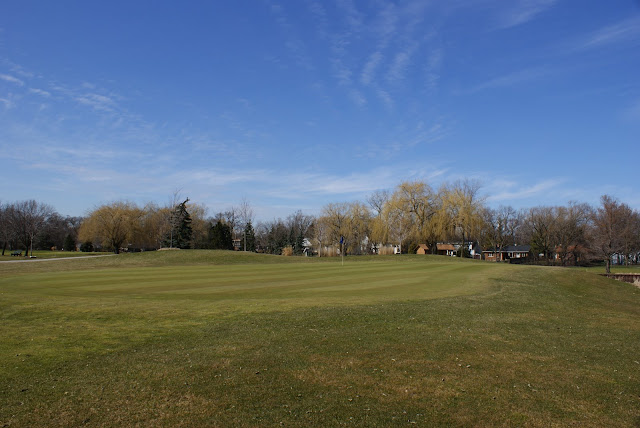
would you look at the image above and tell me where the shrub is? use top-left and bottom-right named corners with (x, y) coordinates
top-left (319, 246), bottom-right (338, 257)
top-left (378, 246), bottom-right (395, 255)
top-left (80, 241), bottom-right (94, 252)
top-left (281, 246), bottom-right (294, 256)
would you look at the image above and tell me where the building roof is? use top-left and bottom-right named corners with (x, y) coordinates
top-left (504, 245), bottom-right (531, 252)
top-left (483, 245), bottom-right (531, 253)
top-left (437, 243), bottom-right (458, 251)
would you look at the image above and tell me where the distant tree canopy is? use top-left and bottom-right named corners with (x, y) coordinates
top-left (5, 182), bottom-right (640, 273)
top-left (255, 211), bottom-right (314, 255)
top-left (79, 201), bottom-right (143, 254)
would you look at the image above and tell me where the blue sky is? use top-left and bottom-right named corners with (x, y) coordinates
top-left (1, 1), bottom-right (639, 219)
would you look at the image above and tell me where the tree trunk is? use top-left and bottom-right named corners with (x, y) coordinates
top-left (605, 258), bottom-right (611, 274)
top-left (1, 241), bottom-right (6, 256)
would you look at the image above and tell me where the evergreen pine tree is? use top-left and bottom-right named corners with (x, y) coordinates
top-left (63, 234), bottom-right (76, 251)
top-left (295, 231), bottom-right (305, 255)
top-left (175, 200), bottom-right (193, 249)
top-left (209, 220), bottom-right (233, 250)
top-left (244, 221), bottom-right (256, 252)
top-left (164, 199), bottom-right (193, 249)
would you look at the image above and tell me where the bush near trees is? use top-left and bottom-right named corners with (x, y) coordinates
top-left (3, 184), bottom-right (640, 271)
top-left (80, 241), bottom-right (94, 252)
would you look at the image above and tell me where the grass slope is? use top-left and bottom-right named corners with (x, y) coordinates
top-left (1, 252), bottom-right (639, 427)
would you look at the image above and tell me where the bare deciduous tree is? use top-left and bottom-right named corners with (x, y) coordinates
top-left (238, 198), bottom-right (254, 251)
top-left (0, 202), bottom-right (17, 255)
top-left (12, 200), bottom-right (55, 257)
top-left (592, 195), bottom-right (633, 273)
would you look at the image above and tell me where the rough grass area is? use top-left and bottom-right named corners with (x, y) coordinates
top-left (1, 252), bottom-right (638, 427)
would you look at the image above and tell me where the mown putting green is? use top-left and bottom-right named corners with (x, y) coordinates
top-left (1, 251), bottom-right (639, 426)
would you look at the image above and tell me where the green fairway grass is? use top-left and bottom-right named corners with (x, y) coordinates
top-left (1, 251), bottom-right (638, 427)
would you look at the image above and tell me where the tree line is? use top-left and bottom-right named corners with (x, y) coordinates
top-left (2, 181), bottom-right (639, 273)
top-left (0, 200), bottom-right (81, 256)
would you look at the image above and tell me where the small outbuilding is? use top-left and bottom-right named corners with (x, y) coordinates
top-left (416, 244), bottom-right (430, 255)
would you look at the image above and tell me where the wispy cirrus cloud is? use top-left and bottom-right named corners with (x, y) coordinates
top-left (335, 0), bottom-right (364, 34)
top-left (470, 66), bottom-right (549, 92)
top-left (361, 51), bottom-right (383, 86)
top-left (578, 16), bottom-right (640, 50)
top-left (269, 2), bottom-right (314, 70)
top-left (75, 93), bottom-right (118, 111)
top-left (0, 73), bottom-right (24, 86)
top-left (331, 57), bottom-right (353, 86)
top-left (348, 89), bottom-right (366, 107)
top-left (497, 0), bottom-right (557, 29)
top-left (371, 2), bottom-right (399, 49)
top-left (386, 43), bottom-right (419, 84)
top-left (28, 87), bottom-right (51, 97)
top-left (305, 0), bottom-right (328, 39)
top-left (424, 48), bottom-right (443, 91)
top-left (486, 179), bottom-right (563, 203)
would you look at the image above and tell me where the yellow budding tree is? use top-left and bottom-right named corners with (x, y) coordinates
top-left (78, 201), bottom-right (144, 253)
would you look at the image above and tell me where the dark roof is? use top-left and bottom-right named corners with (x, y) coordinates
top-left (483, 245), bottom-right (531, 253)
top-left (504, 245), bottom-right (531, 252)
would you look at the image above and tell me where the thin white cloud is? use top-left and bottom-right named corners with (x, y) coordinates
top-left (487, 179), bottom-right (562, 202)
top-left (0, 73), bottom-right (24, 86)
top-left (265, 163), bottom-right (452, 201)
top-left (331, 58), bottom-right (352, 86)
top-left (386, 43), bottom-right (419, 84)
top-left (305, 0), bottom-right (328, 39)
top-left (470, 66), bottom-right (549, 92)
top-left (361, 51), bottom-right (383, 85)
top-left (372, 2), bottom-right (399, 49)
top-left (498, 0), bottom-right (557, 29)
top-left (349, 89), bottom-right (366, 107)
top-left (375, 87), bottom-right (393, 109)
top-left (335, 0), bottom-right (364, 34)
top-left (265, 169), bottom-right (396, 200)
top-left (28, 87), bottom-right (51, 97)
top-left (269, 2), bottom-right (314, 70)
top-left (578, 16), bottom-right (640, 50)
top-left (75, 93), bottom-right (117, 111)
top-left (179, 169), bottom-right (269, 187)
